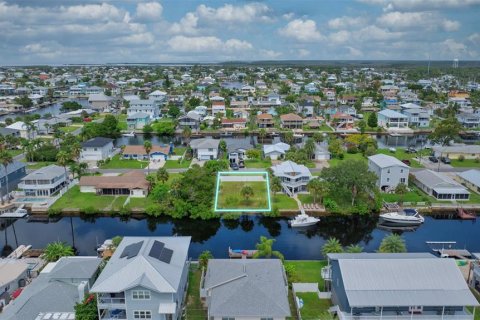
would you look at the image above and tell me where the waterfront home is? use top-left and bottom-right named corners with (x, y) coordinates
top-left (412, 169), bottom-right (470, 201)
top-left (472, 253), bottom-right (480, 294)
top-left (178, 111), bottom-right (201, 130)
top-left (148, 90), bottom-right (167, 102)
top-left (221, 118), bottom-right (247, 130)
top-left (326, 253), bottom-right (479, 319)
top-left (1, 256), bottom-right (102, 320)
top-left (91, 236), bottom-right (191, 320)
top-left (127, 112), bottom-right (151, 130)
top-left (18, 165), bottom-right (68, 197)
top-left (378, 109), bottom-right (409, 129)
top-left (263, 142), bottom-right (290, 160)
top-left (368, 154), bottom-right (409, 191)
top-left (190, 138), bottom-right (220, 160)
top-left (241, 85), bottom-right (256, 94)
top-left (6, 121), bottom-right (37, 139)
top-left (88, 93), bottom-right (114, 111)
top-left (35, 118), bottom-right (72, 135)
top-left (400, 103), bottom-right (430, 127)
top-left (194, 105), bottom-right (208, 117)
top-left (211, 100), bottom-right (226, 117)
top-left (432, 145), bottom-right (480, 160)
top-left (122, 145), bottom-right (171, 160)
top-left (280, 113), bottom-right (303, 129)
top-left (200, 259), bottom-right (291, 320)
top-left (0, 260), bottom-right (29, 308)
top-left (456, 169), bottom-right (480, 194)
top-left (129, 99), bottom-right (160, 119)
top-left (332, 112), bottom-right (355, 130)
top-left (298, 142), bottom-right (330, 160)
top-left (271, 160), bottom-right (312, 194)
top-left (457, 112), bottom-right (480, 129)
top-left (0, 161), bottom-right (26, 196)
top-left (256, 113), bottom-right (274, 128)
top-left (0, 127), bottom-right (21, 138)
top-left (79, 171), bottom-right (149, 197)
top-left (80, 137), bottom-right (115, 162)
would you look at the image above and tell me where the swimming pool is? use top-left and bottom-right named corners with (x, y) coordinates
top-left (15, 197), bottom-right (50, 203)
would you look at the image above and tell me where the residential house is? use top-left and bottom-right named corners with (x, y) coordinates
top-left (326, 253), bottom-right (479, 320)
top-left (201, 259), bottom-right (291, 320)
top-left (88, 93), bottom-right (113, 111)
top-left (6, 121), bottom-right (36, 139)
top-left (271, 160), bottom-right (312, 194)
top-left (457, 169), bottom-right (480, 194)
top-left (0, 127), bottom-right (20, 138)
top-left (90, 236), bottom-right (191, 320)
top-left (263, 142), bottom-right (290, 160)
top-left (280, 113), bottom-right (303, 129)
top-left (1, 257), bottom-right (102, 320)
top-left (472, 253), bottom-right (480, 294)
top-left (148, 90), bottom-right (167, 102)
top-left (18, 165), bottom-right (68, 197)
top-left (0, 161), bottom-right (27, 196)
top-left (256, 113), bottom-right (274, 128)
top-left (400, 103), bottom-right (430, 127)
top-left (194, 106), bottom-right (208, 117)
top-left (458, 113), bottom-right (480, 129)
top-left (241, 85), bottom-right (256, 95)
top-left (412, 169), bottom-right (470, 201)
top-left (35, 118), bottom-right (72, 135)
top-left (368, 154), bottom-right (409, 191)
top-left (0, 260), bottom-right (29, 308)
top-left (190, 138), bottom-right (220, 160)
top-left (129, 100), bottom-right (160, 119)
top-left (80, 137), bottom-right (115, 162)
top-left (332, 112), bottom-right (355, 130)
top-left (211, 100), bottom-right (226, 117)
top-left (298, 100), bottom-right (315, 118)
top-left (298, 141), bottom-right (331, 160)
top-left (255, 80), bottom-right (267, 90)
top-left (122, 145), bottom-right (172, 160)
top-left (79, 171), bottom-right (149, 197)
top-left (221, 118), bottom-right (247, 130)
top-left (305, 82), bottom-right (319, 93)
top-left (378, 109), bottom-right (409, 129)
top-left (432, 145), bottom-right (480, 160)
top-left (127, 112), bottom-right (151, 130)
top-left (178, 111), bottom-right (201, 130)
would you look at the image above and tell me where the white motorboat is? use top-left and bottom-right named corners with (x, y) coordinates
top-left (289, 213), bottom-right (320, 227)
top-left (122, 131), bottom-right (135, 137)
top-left (379, 208), bottom-right (424, 226)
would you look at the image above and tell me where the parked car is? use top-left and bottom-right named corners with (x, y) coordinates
top-left (238, 161), bottom-right (245, 168)
top-left (429, 156), bottom-right (439, 163)
top-left (230, 163), bottom-right (239, 170)
top-left (405, 147), bottom-right (417, 153)
top-left (440, 157), bottom-right (451, 164)
top-left (401, 159), bottom-right (411, 166)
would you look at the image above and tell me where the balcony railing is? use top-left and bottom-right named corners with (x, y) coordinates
top-left (97, 297), bottom-right (126, 305)
top-left (338, 311), bottom-right (474, 320)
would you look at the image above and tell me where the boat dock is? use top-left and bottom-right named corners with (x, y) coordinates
top-left (426, 241), bottom-right (473, 259)
top-left (228, 247), bottom-right (258, 259)
top-left (0, 205), bottom-right (28, 218)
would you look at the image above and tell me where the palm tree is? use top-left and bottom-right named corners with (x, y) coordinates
top-left (304, 138), bottom-right (316, 159)
top-left (0, 150), bottom-right (13, 203)
top-left (156, 167), bottom-right (169, 184)
top-left (253, 236), bottom-right (284, 260)
top-left (56, 150), bottom-right (70, 181)
top-left (284, 130), bottom-right (294, 145)
top-left (182, 127), bottom-right (192, 144)
top-left (144, 140), bottom-right (152, 174)
top-left (345, 244), bottom-right (363, 253)
top-left (240, 185), bottom-right (254, 203)
top-left (43, 241), bottom-right (74, 262)
top-left (307, 178), bottom-right (329, 204)
top-left (70, 142), bottom-right (81, 161)
top-left (146, 174), bottom-right (156, 190)
top-left (258, 128), bottom-right (267, 144)
top-left (270, 176), bottom-right (282, 196)
top-left (198, 250), bottom-right (213, 269)
top-left (378, 234), bottom-right (407, 253)
top-left (321, 237), bottom-right (343, 257)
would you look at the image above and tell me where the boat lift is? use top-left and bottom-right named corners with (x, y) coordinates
top-left (426, 241), bottom-right (472, 259)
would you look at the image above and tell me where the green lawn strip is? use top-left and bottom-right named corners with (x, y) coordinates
top-left (163, 159), bottom-right (191, 169)
top-left (244, 158), bottom-right (272, 168)
top-left (25, 161), bottom-right (56, 169)
top-left (217, 181), bottom-right (268, 209)
top-left (285, 260), bottom-right (328, 290)
top-left (328, 152), bottom-right (367, 167)
top-left (319, 124), bottom-right (333, 131)
top-left (381, 185), bottom-right (431, 203)
top-left (450, 159), bottom-right (480, 167)
top-left (185, 264), bottom-right (207, 320)
top-left (110, 196), bottom-right (128, 210)
top-left (298, 194), bottom-right (316, 204)
top-left (173, 147), bottom-right (187, 156)
top-left (296, 293), bottom-right (332, 320)
top-left (377, 148), bottom-right (427, 168)
top-left (59, 126), bottom-right (81, 133)
top-left (7, 149), bottom-right (24, 157)
top-left (128, 196), bottom-right (156, 209)
top-left (100, 154), bottom-right (148, 169)
top-left (272, 194), bottom-right (298, 210)
top-left (116, 114), bottom-right (128, 131)
top-left (467, 192), bottom-right (480, 204)
top-left (50, 186), bottom-right (113, 211)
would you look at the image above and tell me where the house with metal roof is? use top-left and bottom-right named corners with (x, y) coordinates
top-left (457, 169), bottom-right (480, 194)
top-left (412, 169), bottom-right (470, 201)
top-left (190, 138), bottom-right (220, 160)
top-left (432, 145), bottom-right (480, 160)
top-left (127, 112), bottom-right (151, 130)
top-left (2, 256), bottom-right (102, 320)
top-left (201, 259), bottom-right (291, 320)
top-left (326, 253), bottom-right (479, 319)
top-left (80, 137), bottom-right (115, 162)
top-left (271, 160), bottom-right (312, 194)
top-left (0, 260), bottom-right (29, 308)
top-left (378, 109), bottom-right (409, 129)
top-left (91, 236), bottom-right (191, 320)
top-left (368, 154), bottom-right (409, 191)
top-left (18, 165), bottom-right (68, 197)
top-left (263, 142), bottom-right (290, 160)
top-left (0, 161), bottom-right (26, 197)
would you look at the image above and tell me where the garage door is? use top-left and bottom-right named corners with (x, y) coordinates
top-left (200, 155), bottom-right (210, 160)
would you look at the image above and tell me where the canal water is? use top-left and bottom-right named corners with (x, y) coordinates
top-left (1, 216), bottom-right (478, 260)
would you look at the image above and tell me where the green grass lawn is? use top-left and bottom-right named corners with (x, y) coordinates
top-left (117, 114), bottom-right (128, 131)
top-left (319, 124), bottom-right (333, 131)
top-left (298, 194), bottom-right (317, 204)
top-left (163, 159), bottom-right (191, 169)
top-left (24, 161), bottom-right (56, 169)
top-left (328, 152), bottom-right (366, 167)
top-left (110, 196), bottom-right (128, 210)
top-left (217, 180), bottom-right (269, 210)
top-left (450, 159), bottom-right (480, 167)
top-left (184, 264), bottom-right (207, 320)
top-left (173, 147), bottom-right (187, 156)
top-left (51, 186), bottom-right (116, 211)
top-left (377, 148), bottom-right (428, 168)
top-left (272, 194), bottom-right (298, 210)
top-left (284, 260), bottom-right (328, 289)
top-left (100, 154), bottom-right (148, 169)
top-left (7, 149), bottom-right (24, 157)
top-left (381, 185), bottom-right (431, 203)
top-left (244, 158), bottom-right (272, 168)
top-left (59, 125), bottom-right (82, 133)
top-left (296, 293), bottom-right (332, 320)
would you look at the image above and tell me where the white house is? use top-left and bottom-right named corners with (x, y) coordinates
top-left (148, 90), bottom-right (167, 102)
top-left (6, 121), bottom-right (37, 139)
top-left (413, 169), bottom-right (470, 201)
top-left (18, 165), bottom-right (68, 197)
top-left (378, 109), bottom-right (409, 129)
top-left (80, 137), bottom-right (115, 162)
top-left (88, 93), bottom-right (113, 111)
top-left (368, 154), bottom-right (410, 191)
top-left (263, 142), bottom-right (290, 160)
top-left (190, 138), bottom-right (220, 160)
top-left (271, 161), bottom-right (312, 194)
top-left (128, 99), bottom-right (159, 119)
top-left (400, 103), bottom-right (430, 127)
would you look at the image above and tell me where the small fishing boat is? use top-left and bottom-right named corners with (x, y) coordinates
top-left (457, 208), bottom-right (476, 220)
top-left (289, 213), bottom-right (320, 227)
top-left (122, 131), bottom-right (135, 137)
top-left (379, 208), bottom-right (424, 226)
top-left (228, 247), bottom-right (258, 258)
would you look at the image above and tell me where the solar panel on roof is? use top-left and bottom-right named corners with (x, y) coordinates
top-left (120, 241), bottom-right (143, 259)
top-left (159, 248), bottom-right (173, 264)
top-left (148, 240), bottom-right (173, 264)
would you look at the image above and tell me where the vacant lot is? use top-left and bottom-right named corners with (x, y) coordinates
top-left (216, 174), bottom-right (270, 211)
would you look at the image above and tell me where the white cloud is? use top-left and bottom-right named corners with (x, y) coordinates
top-left (167, 35), bottom-right (253, 53)
top-left (297, 49), bottom-right (310, 57)
top-left (377, 11), bottom-right (460, 32)
top-left (346, 46), bottom-right (363, 57)
top-left (135, 2), bottom-right (163, 21)
top-left (196, 3), bottom-right (272, 23)
top-left (441, 38), bottom-right (467, 56)
top-left (329, 30), bottom-right (352, 44)
top-left (283, 12), bottom-right (295, 20)
top-left (467, 33), bottom-right (480, 45)
top-left (328, 16), bottom-right (367, 29)
top-left (169, 12), bottom-right (198, 34)
top-left (355, 25), bottom-right (404, 41)
top-left (279, 19), bottom-right (323, 42)
top-left (442, 20), bottom-right (460, 32)
top-left (359, 0), bottom-right (480, 11)
top-left (260, 49), bottom-right (282, 59)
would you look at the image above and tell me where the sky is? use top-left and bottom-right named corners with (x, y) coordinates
top-left (1, 0), bottom-right (479, 65)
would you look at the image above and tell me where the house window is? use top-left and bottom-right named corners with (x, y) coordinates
top-left (400, 169), bottom-right (403, 173)
top-left (133, 311), bottom-right (152, 319)
top-left (386, 178), bottom-right (390, 182)
top-left (208, 148), bottom-right (213, 152)
top-left (387, 169), bottom-right (390, 173)
top-left (132, 290), bottom-right (151, 300)
top-left (94, 148), bottom-right (97, 151)
top-left (400, 178), bottom-right (406, 183)
top-left (222, 318), bottom-right (235, 320)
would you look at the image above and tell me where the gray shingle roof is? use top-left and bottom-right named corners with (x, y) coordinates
top-left (0, 161), bottom-right (26, 179)
top-left (413, 169), bottom-right (468, 193)
top-left (91, 236), bottom-right (191, 294)
top-left (338, 258), bottom-right (479, 307)
top-left (21, 165), bottom-right (65, 181)
top-left (328, 252), bottom-right (435, 261)
top-left (458, 169), bottom-right (480, 187)
top-left (271, 160), bottom-right (312, 178)
top-left (81, 137), bottom-right (113, 148)
top-left (204, 259), bottom-right (291, 318)
top-left (368, 154), bottom-right (409, 168)
top-left (190, 138), bottom-right (220, 149)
